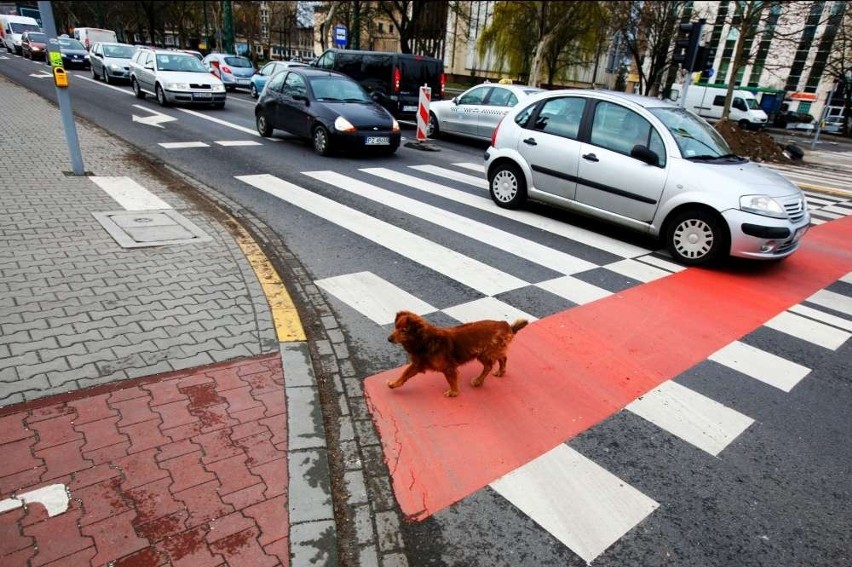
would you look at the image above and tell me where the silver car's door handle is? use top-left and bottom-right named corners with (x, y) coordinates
top-left (523, 137), bottom-right (537, 146)
top-left (582, 153), bottom-right (599, 162)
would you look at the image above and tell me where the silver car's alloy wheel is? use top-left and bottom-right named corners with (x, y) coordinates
top-left (250, 84), bottom-right (258, 98)
top-left (671, 218), bottom-right (714, 260)
top-left (156, 84), bottom-right (168, 107)
top-left (427, 113), bottom-right (439, 138)
top-left (492, 170), bottom-right (518, 203)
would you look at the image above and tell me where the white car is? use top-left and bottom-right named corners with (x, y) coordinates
top-left (427, 83), bottom-right (543, 142)
top-left (485, 89), bottom-right (810, 266)
top-left (130, 48), bottom-right (227, 108)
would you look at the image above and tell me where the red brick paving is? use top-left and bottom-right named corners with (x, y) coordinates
top-left (0, 354), bottom-right (290, 566)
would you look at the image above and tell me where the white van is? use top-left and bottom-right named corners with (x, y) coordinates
top-left (1, 15), bottom-right (41, 55)
top-left (669, 85), bottom-right (768, 130)
top-left (72, 27), bottom-right (117, 50)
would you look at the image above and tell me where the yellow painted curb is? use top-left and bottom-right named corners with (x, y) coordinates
top-left (230, 217), bottom-right (306, 342)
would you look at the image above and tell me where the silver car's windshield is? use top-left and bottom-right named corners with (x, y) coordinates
top-left (104, 45), bottom-right (135, 58)
top-left (156, 54), bottom-right (208, 72)
top-left (648, 107), bottom-right (734, 159)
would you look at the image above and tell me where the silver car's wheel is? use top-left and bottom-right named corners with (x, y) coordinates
top-left (666, 209), bottom-right (727, 266)
top-left (132, 78), bottom-right (145, 99)
top-left (489, 163), bottom-right (527, 209)
top-left (156, 84), bottom-right (169, 107)
top-left (250, 83), bottom-right (258, 98)
top-left (427, 112), bottom-right (440, 138)
top-left (312, 125), bottom-right (332, 156)
top-left (91, 65), bottom-right (97, 79)
top-left (103, 71), bottom-right (110, 84)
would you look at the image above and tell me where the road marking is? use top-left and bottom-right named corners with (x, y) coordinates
top-left (602, 258), bottom-right (674, 283)
top-left (764, 310), bottom-right (851, 350)
top-left (362, 167), bottom-right (651, 258)
top-left (177, 107), bottom-right (261, 136)
top-left (315, 271), bottom-right (436, 326)
top-left (90, 176), bottom-right (172, 210)
top-left (236, 174), bottom-right (527, 296)
top-left (158, 141), bottom-right (209, 149)
top-left (131, 104), bottom-right (177, 128)
top-left (490, 445), bottom-right (659, 564)
top-left (807, 289), bottom-right (852, 316)
top-left (0, 484), bottom-right (70, 517)
top-left (536, 275), bottom-right (612, 305)
top-left (442, 296), bottom-right (535, 323)
top-left (708, 341), bottom-right (811, 392)
top-left (215, 140), bottom-right (262, 146)
top-left (409, 164), bottom-right (489, 189)
top-left (626, 380), bottom-right (755, 456)
top-left (789, 303), bottom-right (852, 332)
top-left (305, 170), bottom-right (598, 275)
top-left (454, 162), bottom-right (485, 173)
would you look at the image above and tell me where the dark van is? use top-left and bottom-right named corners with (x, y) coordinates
top-left (312, 48), bottom-right (445, 119)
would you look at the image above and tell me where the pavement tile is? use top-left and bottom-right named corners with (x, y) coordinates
top-left (229, 418), bottom-right (269, 441)
top-left (69, 463), bottom-right (121, 492)
top-left (81, 509), bottom-right (149, 566)
top-left (75, 416), bottom-right (128, 453)
top-left (135, 510), bottom-right (190, 544)
top-left (221, 483), bottom-right (267, 511)
top-left (160, 451), bottom-right (216, 493)
top-left (28, 412), bottom-right (82, 450)
top-left (124, 477), bottom-right (183, 525)
top-left (40, 546), bottom-right (97, 567)
top-left (262, 535), bottom-right (291, 567)
top-left (36, 438), bottom-right (93, 481)
top-left (250, 457), bottom-right (288, 499)
top-left (177, 375), bottom-right (214, 390)
top-left (209, 526), bottom-right (278, 567)
top-left (0, 507), bottom-right (32, 555)
top-left (154, 438), bottom-right (199, 463)
top-left (229, 404), bottom-right (268, 425)
top-left (195, 402), bottom-right (238, 434)
top-left (220, 385), bottom-right (263, 414)
top-left (108, 387), bottom-right (149, 404)
top-left (260, 413), bottom-right (288, 450)
top-left (0, 466), bottom-right (47, 499)
top-left (142, 380), bottom-right (189, 407)
top-left (205, 454), bottom-right (262, 496)
top-left (234, 430), bottom-right (282, 468)
top-left (0, 546), bottom-right (37, 566)
top-left (157, 524), bottom-right (223, 567)
top-left (67, 393), bottom-right (117, 425)
top-left (162, 422), bottom-right (204, 444)
top-left (85, 441), bottom-right (131, 466)
top-left (154, 399), bottom-right (200, 432)
top-left (174, 480), bottom-right (234, 529)
top-left (113, 545), bottom-right (169, 566)
top-left (112, 394), bottom-right (158, 428)
top-left (243, 494), bottom-right (289, 547)
top-left (0, 414), bottom-right (32, 445)
top-left (77, 476), bottom-right (131, 527)
top-left (0, 437), bottom-right (43, 480)
top-left (207, 366), bottom-right (251, 392)
top-left (205, 511), bottom-right (255, 544)
top-left (24, 402), bottom-right (74, 424)
top-left (114, 448), bottom-right (170, 491)
top-left (255, 390), bottom-right (287, 418)
top-left (23, 502), bottom-right (92, 566)
top-left (194, 428), bottom-right (244, 465)
top-left (122, 417), bottom-right (170, 455)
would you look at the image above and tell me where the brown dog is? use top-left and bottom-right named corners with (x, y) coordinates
top-left (387, 311), bottom-right (528, 397)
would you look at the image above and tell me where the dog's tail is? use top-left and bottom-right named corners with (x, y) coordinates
top-left (510, 319), bottom-right (529, 334)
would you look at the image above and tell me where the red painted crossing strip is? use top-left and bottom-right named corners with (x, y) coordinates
top-left (365, 216), bottom-right (852, 521)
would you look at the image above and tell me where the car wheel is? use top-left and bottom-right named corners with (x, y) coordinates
top-left (256, 113), bottom-right (272, 137)
top-left (250, 84), bottom-right (258, 99)
top-left (427, 112), bottom-right (440, 138)
top-left (132, 78), bottom-right (145, 99)
top-left (91, 65), bottom-right (98, 79)
top-left (738, 119), bottom-right (750, 130)
top-left (312, 125), bottom-right (332, 156)
top-left (489, 162), bottom-right (527, 209)
top-left (665, 208), bottom-right (728, 266)
top-left (155, 84), bottom-right (169, 107)
top-left (103, 71), bottom-right (110, 84)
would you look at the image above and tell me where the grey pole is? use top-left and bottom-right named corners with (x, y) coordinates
top-left (38, 1), bottom-right (86, 175)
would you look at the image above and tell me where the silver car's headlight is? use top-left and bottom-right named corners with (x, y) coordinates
top-left (109, 63), bottom-right (122, 71)
top-left (165, 82), bottom-right (190, 91)
top-left (212, 84), bottom-right (226, 92)
top-left (740, 195), bottom-right (786, 219)
top-left (334, 116), bottom-right (356, 132)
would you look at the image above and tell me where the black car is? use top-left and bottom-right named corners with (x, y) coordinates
top-left (255, 68), bottom-right (401, 156)
top-left (54, 37), bottom-right (91, 69)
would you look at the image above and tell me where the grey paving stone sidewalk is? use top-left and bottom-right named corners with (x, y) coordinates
top-left (0, 75), bottom-right (278, 406)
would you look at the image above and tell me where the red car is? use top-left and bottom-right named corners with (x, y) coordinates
top-left (21, 30), bottom-right (47, 60)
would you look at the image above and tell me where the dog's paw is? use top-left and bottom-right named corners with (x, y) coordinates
top-left (493, 370), bottom-right (506, 377)
top-left (387, 379), bottom-right (401, 389)
top-left (470, 377), bottom-right (484, 387)
top-left (443, 389), bottom-right (459, 398)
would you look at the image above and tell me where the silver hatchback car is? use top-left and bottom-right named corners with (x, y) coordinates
top-left (484, 90), bottom-right (810, 266)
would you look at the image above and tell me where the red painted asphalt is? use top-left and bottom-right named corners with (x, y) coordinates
top-left (365, 216), bottom-right (852, 521)
top-left (0, 354), bottom-right (289, 566)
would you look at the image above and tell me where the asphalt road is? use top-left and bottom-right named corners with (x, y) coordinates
top-left (2, 53), bottom-right (851, 566)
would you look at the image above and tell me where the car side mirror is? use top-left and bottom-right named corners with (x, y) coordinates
top-left (631, 145), bottom-right (660, 166)
top-left (452, 97), bottom-right (459, 105)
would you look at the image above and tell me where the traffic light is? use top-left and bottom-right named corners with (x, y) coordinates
top-left (672, 20), bottom-right (704, 72)
top-left (695, 45), bottom-right (718, 80)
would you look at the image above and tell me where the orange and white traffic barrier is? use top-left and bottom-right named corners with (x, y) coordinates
top-left (416, 85), bottom-right (431, 142)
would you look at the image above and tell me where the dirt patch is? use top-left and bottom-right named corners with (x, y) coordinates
top-left (714, 118), bottom-right (789, 163)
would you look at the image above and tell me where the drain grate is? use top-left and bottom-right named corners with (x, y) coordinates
top-left (93, 210), bottom-right (212, 248)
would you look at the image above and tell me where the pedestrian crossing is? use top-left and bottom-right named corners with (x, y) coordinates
top-left (233, 162), bottom-right (852, 564)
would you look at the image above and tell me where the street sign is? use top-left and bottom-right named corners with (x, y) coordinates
top-left (333, 25), bottom-right (348, 47)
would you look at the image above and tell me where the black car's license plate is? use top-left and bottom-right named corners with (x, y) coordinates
top-left (365, 136), bottom-right (390, 145)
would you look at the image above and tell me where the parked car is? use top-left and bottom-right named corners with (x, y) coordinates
top-left (427, 83), bottom-right (543, 141)
top-left (250, 60), bottom-right (307, 98)
top-left (254, 68), bottom-right (401, 156)
top-left (21, 30), bottom-right (47, 60)
top-left (1, 14), bottom-right (40, 54)
top-left (89, 42), bottom-right (136, 83)
top-left (72, 27), bottom-right (117, 50)
top-left (55, 38), bottom-right (91, 69)
top-left (821, 116), bottom-right (844, 135)
top-left (130, 48), bottom-right (226, 108)
top-left (202, 53), bottom-right (255, 91)
top-left (485, 89), bottom-right (810, 266)
top-left (311, 48), bottom-right (445, 119)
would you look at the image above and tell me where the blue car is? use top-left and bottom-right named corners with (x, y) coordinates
top-left (250, 60), bottom-right (306, 98)
top-left (202, 53), bottom-right (256, 92)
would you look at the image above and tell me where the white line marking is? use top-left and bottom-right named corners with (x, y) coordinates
top-left (131, 104), bottom-right (178, 128)
top-left (90, 176), bottom-right (172, 210)
top-left (442, 297), bottom-right (536, 323)
top-left (491, 445), bottom-right (659, 564)
top-left (633, 254), bottom-right (685, 273)
top-left (807, 289), bottom-right (852, 316)
top-left (214, 140), bottom-right (262, 146)
top-left (315, 272), bottom-right (436, 325)
top-left (603, 258), bottom-right (673, 283)
top-left (305, 170), bottom-right (597, 275)
top-left (362, 168), bottom-right (651, 258)
top-left (789, 304), bottom-right (852, 332)
top-left (842, 273), bottom-right (852, 285)
top-left (708, 341), bottom-right (811, 392)
top-left (626, 380), bottom-right (755, 456)
top-left (235, 174), bottom-right (527, 296)
top-left (535, 275), bottom-right (612, 305)
top-left (454, 162), bottom-right (485, 173)
top-left (0, 484), bottom-right (70, 517)
top-left (177, 107), bottom-right (262, 136)
top-left (158, 141), bottom-right (210, 149)
top-left (764, 311), bottom-right (851, 350)
top-left (409, 164), bottom-right (489, 188)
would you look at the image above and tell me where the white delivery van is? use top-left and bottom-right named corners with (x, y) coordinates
top-left (669, 84), bottom-right (768, 130)
top-left (1, 15), bottom-right (41, 55)
top-left (72, 27), bottom-right (118, 50)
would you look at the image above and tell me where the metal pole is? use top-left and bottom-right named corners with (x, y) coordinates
top-left (223, 0), bottom-right (234, 54)
top-left (38, 1), bottom-right (85, 176)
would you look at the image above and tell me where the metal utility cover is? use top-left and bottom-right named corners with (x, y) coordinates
top-left (93, 210), bottom-right (212, 248)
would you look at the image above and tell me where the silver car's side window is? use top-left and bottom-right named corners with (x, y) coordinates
top-left (531, 97), bottom-right (584, 140)
top-left (591, 102), bottom-right (664, 165)
top-left (487, 88), bottom-right (512, 107)
top-left (458, 87), bottom-right (490, 106)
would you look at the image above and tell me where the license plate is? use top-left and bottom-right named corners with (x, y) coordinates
top-left (402, 106), bottom-right (417, 112)
top-left (365, 136), bottom-right (390, 146)
top-left (193, 92), bottom-right (212, 100)
top-left (237, 79), bottom-right (249, 85)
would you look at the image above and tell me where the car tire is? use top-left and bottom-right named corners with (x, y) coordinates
top-left (256, 113), bottom-right (273, 137)
top-left (155, 84), bottom-right (169, 107)
top-left (250, 84), bottom-right (258, 99)
top-left (738, 119), bottom-right (750, 130)
top-left (665, 208), bottom-right (728, 266)
top-left (91, 65), bottom-right (98, 79)
top-left (427, 112), bottom-right (441, 139)
top-left (489, 162), bottom-right (527, 209)
top-left (103, 71), bottom-right (110, 84)
top-left (132, 78), bottom-right (145, 99)
top-left (312, 125), bottom-right (332, 156)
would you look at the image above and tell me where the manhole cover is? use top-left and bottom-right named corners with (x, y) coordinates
top-left (93, 210), bottom-right (212, 248)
